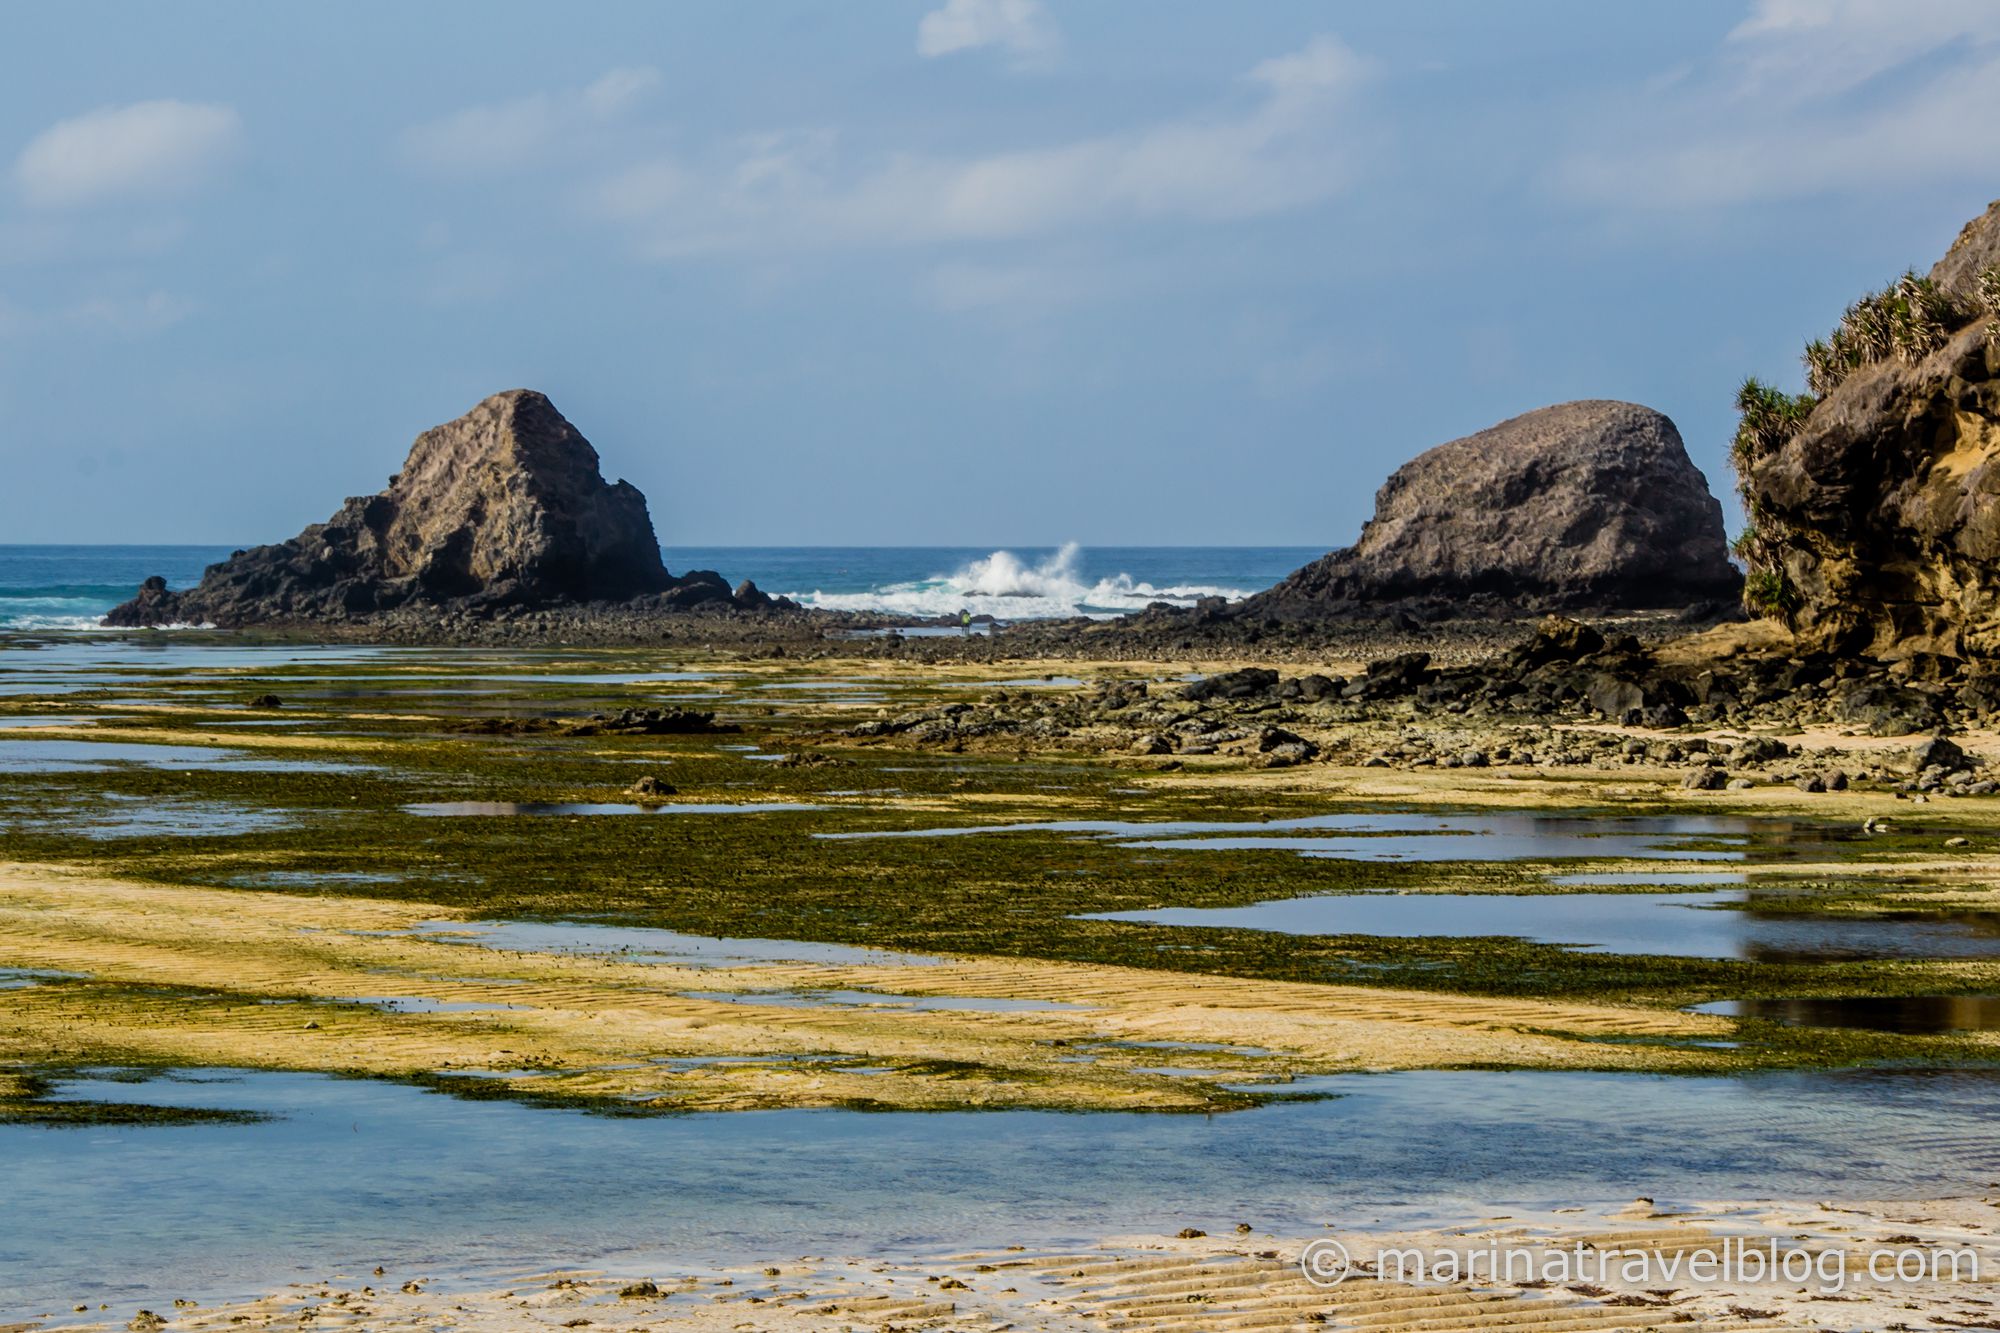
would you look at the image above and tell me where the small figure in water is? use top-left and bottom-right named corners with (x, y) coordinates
top-left (961, 610), bottom-right (972, 635)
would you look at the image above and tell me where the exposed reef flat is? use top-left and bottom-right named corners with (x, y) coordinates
top-left (7, 634), bottom-right (2000, 1128)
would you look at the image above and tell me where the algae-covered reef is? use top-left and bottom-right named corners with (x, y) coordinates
top-left (4, 641), bottom-right (2000, 1121)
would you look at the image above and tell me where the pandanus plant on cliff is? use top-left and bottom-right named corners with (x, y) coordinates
top-left (1733, 262), bottom-right (1995, 621)
top-left (1728, 378), bottom-right (1815, 619)
top-left (1730, 377), bottom-right (1814, 466)
top-left (1734, 250), bottom-right (2000, 622)
top-left (1803, 270), bottom-right (1971, 395)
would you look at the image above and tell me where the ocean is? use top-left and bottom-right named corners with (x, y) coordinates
top-left (0, 543), bottom-right (1322, 630)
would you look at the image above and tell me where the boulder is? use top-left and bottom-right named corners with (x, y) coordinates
top-left (1243, 401), bottom-right (1740, 616)
top-left (1505, 615), bottom-right (1606, 670)
top-left (1910, 735), bottom-right (1970, 775)
top-left (1731, 736), bottom-right (1790, 764)
top-left (1255, 726), bottom-right (1316, 756)
top-left (1295, 672), bottom-right (1340, 701)
top-left (1180, 667), bottom-right (1280, 701)
top-left (107, 390), bottom-right (677, 627)
top-left (1585, 674), bottom-right (1644, 720)
top-left (562, 708), bottom-right (731, 736)
top-left (657, 570), bottom-right (733, 609)
top-left (1341, 651), bottom-right (1435, 700)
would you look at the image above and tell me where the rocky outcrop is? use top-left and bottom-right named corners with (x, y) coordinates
top-left (1736, 200), bottom-right (2000, 660)
top-left (1242, 401), bottom-right (1740, 618)
top-left (107, 390), bottom-right (781, 627)
top-left (844, 613), bottom-right (2000, 791)
top-left (1931, 198), bottom-right (2000, 307)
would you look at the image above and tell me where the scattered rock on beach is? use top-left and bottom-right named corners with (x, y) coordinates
top-left (626, 775), bottom-right (676, 800)
top-left (1910, 735), bottom-right (1971, 775)
top-left (773, 751), bottom-right (846, 767)
top-left (564, 707), bottom-right (734, 736)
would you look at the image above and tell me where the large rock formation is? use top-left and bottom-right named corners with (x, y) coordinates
top-left (108, 389), bottom-right (765, 627)
top-left (1737, 201), bottom-right (2000, 660)
top-left (1243, 401), bottom-right (1740, 617)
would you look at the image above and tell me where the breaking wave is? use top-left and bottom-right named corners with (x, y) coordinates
top-left (784, 543), bottom-right (1249, 621)
top-left (0, 594), bottom-right (123, 631)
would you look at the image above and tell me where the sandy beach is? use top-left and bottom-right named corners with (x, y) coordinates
top-left (24, 1197), bottom-right (1999, 1332)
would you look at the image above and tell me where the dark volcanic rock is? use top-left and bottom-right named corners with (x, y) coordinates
top-left (1243, 401), bottom-right (1740, 616)
top-left (1179, 667), bottom-right (1279, 701)
top-left (1504, 615), bottom-right (1606, 670)
top-left (107, 390), bottom-right (681, 627)
top-left (1740, 202), bottom-right (2000, 659)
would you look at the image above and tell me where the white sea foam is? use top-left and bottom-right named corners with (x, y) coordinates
top-left (0, 598), bottom-right (118, 632)
top-left (785, 543), bottom-right (1248, 621)
top-left (3, 617), bottom-right (114, 631)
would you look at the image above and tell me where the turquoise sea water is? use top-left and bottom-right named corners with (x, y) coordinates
top-left (0, 544), bottom-right (1321, 628)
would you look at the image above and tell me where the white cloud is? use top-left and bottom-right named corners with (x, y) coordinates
top-left (402, 67), bottom-right (661, 176)
top-left (926, 259), bottom-right (1091, 312)
top-left (417, 251), bottom-right (520, 308)
top-left (1725, 0), bottom-right (2000, 100)
top-left (917, 0), bottom-right (1060, 70)
top-left (66, 290), bottom-right (194, 336)
top-left (0, 290), bottom-right (194, 338)
top-left (580, 66), bottom-right (662, 117)
top-left (1559, 0), bottom-right (2000, 208)
top-left (14, 101), bottom-right (242, 208)
top-left (588, 35), bottom-right (1367, 256)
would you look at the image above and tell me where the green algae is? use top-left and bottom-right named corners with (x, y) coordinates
top-left (0, 1067), bottom-right (268, 1127)
top-left (8, 644), bottom-right (2000, 1092)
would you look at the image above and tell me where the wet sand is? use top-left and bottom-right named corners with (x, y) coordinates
top-left (23, 1197), bottom-right (1997, 1332)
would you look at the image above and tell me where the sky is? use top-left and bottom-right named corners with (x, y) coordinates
top-left (3, 0), bottom-right (1999, 549)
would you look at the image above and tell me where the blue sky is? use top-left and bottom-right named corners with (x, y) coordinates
top-left (4, 1), bottom-right (1998, 547)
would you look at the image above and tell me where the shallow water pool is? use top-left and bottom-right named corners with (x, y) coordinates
top-left (1695, 995), bottom-right (2000, 1033)
top-left (1086, 891), bottom-right (2000, 962)
top-left (0, 739), bottom-right (357, 774)
top-left (5, 1064), bottom-right (1998, 1317)
top-left (0, 968), bottom-right (75, 990)
top-left (408, 918), bottom-right (943, 968)
top-left (403, 800), bottom-right (823, 816)
top-left (70, 796), bottom-right (295, 839)
top-left (682, 987), bottom-right (1086, 1012)
top-left (822, 812), bottom-right (1789, 864)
